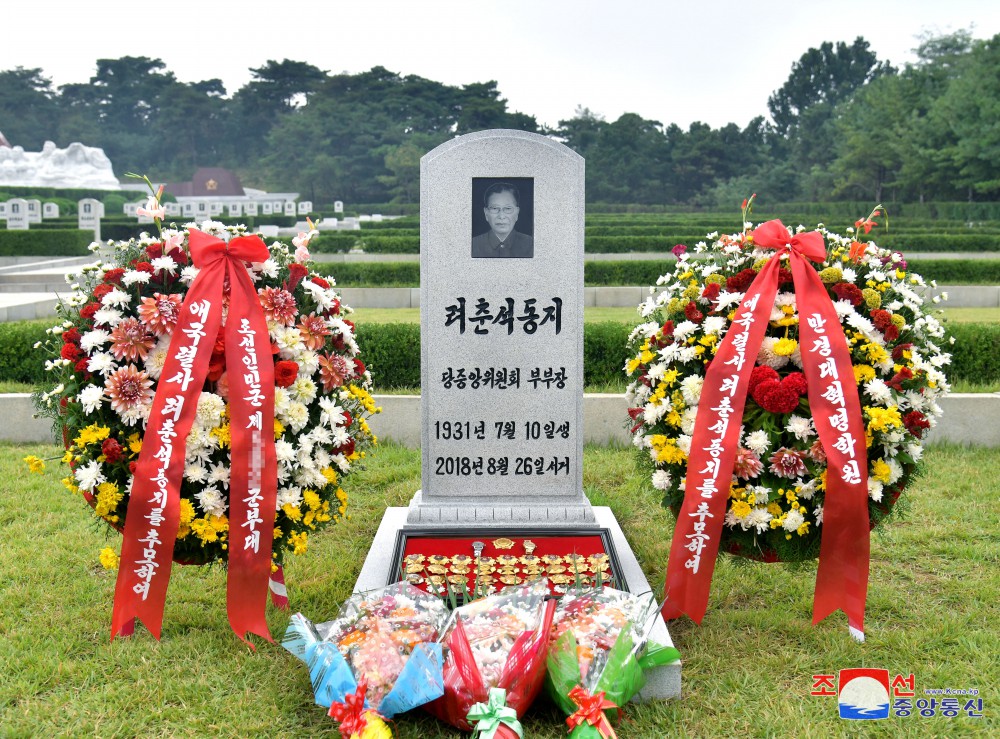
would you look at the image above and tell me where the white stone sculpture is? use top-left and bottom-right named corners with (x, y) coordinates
top-left (0, 141), bottom-right (120, 189)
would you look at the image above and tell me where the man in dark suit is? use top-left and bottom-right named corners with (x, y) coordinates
top-left (472, 182), bottom-right (534, 258)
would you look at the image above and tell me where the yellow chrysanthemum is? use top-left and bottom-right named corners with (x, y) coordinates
top-left (289, 530), bottom-right (308, 555)
top-left (24, 455), bottom-right (46, 474)
top-left (211, 423), bottom-right (232, 448)
top-left (94, 481), bottom-right (122, 517)
top-left (99, 547), bottom-right (119, 570)
top-left (773, 338), bottom-right (798, 357)
top-left (853, 365), bottom-right (876, 383)
top-left (866, 406), bottom-right (903, 433)
top-left (730, 500), bottom-right (752, 518)
top-left (871, 458), bottom-right (892, 484)
top-left (273, 419), bottom-right (285, 439)
top-left (74, 423), bottom-right (111, 447)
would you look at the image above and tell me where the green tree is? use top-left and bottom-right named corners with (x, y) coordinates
top-left (0, 67), bottom-right (59, 148)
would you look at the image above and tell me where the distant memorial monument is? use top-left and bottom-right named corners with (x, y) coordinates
top-left (0, 138), bottom-right (120, 189)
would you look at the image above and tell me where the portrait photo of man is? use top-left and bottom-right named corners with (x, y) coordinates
top-left (471, 179), bottom-right (534, 258)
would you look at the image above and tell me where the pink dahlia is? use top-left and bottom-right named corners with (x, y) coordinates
top-left (258, 286), bottom-right (298, 326)
top-left (109, 318), bottom-right (155, 361)
top-left (104, 365), bottom-right (154, 420)
top-left (137, 293), bottom-right (184, 336)
top-left (297, 313), bottom-right (332, 351)
top-left (733, 447), bottom-right (764, 479)
top-left (318, 353), bottom-right (353, 392)
top-left (768, 447), bottom-right (808, 479)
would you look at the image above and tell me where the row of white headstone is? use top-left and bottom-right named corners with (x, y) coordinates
top-left (0, 198), bottom-right (60, 228)
top-left (123, 199), bottom-right (325, 224)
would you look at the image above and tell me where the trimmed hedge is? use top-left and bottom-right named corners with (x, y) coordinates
top-left (0, 230), bottom-right (93, 256)
top-left (7, 319), bottom-right (993, 388)
top-left (314, 262), bottom-right (419, 287)
top-left (906, 260), bottom-right (1000, 285)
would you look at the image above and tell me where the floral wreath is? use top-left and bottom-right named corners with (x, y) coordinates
top-left (30, 177), bottom-right (380, 572)
top-left (625, 199), bottom-right (951, 563)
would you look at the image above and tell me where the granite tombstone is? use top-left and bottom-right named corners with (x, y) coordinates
top-left (6, 199), bottom-right (28, 230)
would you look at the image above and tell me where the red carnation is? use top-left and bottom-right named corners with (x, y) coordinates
top-left (340, 411), bottom-right (353, 428)
top-left (102, 438), bottom-right (124, 464)
top-left (74, 358), bottom-right (91, 374)
top-left (671, 244), bottom-right (687, 257)
top-left (103, 268), bottom-right (126, 285)
top-left (831, 282), bottom-right (863, 306)
top-left (328, 297), bottom-right (341, 315)
top-left (274, 360), bottom-right (299, 388)
top-left (80, 302), bottom-right (100, 321)
top-left (133, 261), bottom-right (154, 274)
top-left (684, 301), bottom-right (703, 322)
top-left (353, 358), bottom-right (366, 377)
top-left (660, 320), bottom-right (674, 341)
top-left (310, 276), bottom-right (330, 289)
top-left (892, 343), bottom-right (913, 361)
top-left (887, 367), bottom-right (914, 391)
top-left (146, 243), bottom-right (164, 261)
top-left (903, 410), bottom-right (931, 439)
top-left (777, 267), bottom-right (793, 285)
top-left (207, 327), bottom-right (227, 382)
top-left (92, 283), bottom-right (115, 302)
top-left (883, 324), bottom-right (900, 342)
top-left (726, 268), bottom-right (757, 293)
top-left (871, 309), bottom-right (893, 331)
top-left (333, 438), bottom-right (356, 457)
top-left (759, 382), bottom-right (801, 414)
top-left (62, 327), bottom-right (81, 344)
top-left (701, 282), bottom-right (721, 305)
top-left (61, 342), bottom-right (82, 360)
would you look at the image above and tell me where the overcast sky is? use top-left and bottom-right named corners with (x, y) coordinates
top-left (4, 1), bottom-right (998, 132)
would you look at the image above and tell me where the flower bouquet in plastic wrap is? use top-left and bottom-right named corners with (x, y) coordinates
top-left (282, 582), bottom-right (450, 734)
top-left (424, 579), bottom-right (557, 736)
top-left (545, 588), bottom-right (681, 737)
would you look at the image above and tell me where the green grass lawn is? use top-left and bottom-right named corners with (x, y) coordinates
top-left (1, 442), bottom-right (996, 737)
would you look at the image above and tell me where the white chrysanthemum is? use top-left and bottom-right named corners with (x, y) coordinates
top-left (292, 377), bottom-right (317, 404)
top-left (274, 439), bottom-right (296, 464)
top-left (673, 321), bottom-right (698, 340)
top-left (724, 509), bottom-right (740, 528)
top-left (813, 504), bottom-right (824, 526)
top-left (643, 402), bottom-right (669, 424)
top-left (628, 321), bottom-right (660, 344)
top-left (797, 479), bottom-right (819, 500)
top-left (75, 460), bottom-right (105, 493)
top-left (651, 469), bottom-right (672, 490)
top-left (679, 376), bottom-right (703, 406)
top-left (194, 392), bottom-right (226, 430)
top-left (782, 508), bottom-right (805, 532)
top-left (785, 415), bottom-right (815, 442)
top-left (273, 326), bottom-right (304, 357)
top-left (184, 463), bottom-right (207, 483)
top-left (283, 401), bottom-right (309, 432)
top-left (101, 287), bottom-right (131, 307)
top-left (868, 479), bottom-right (884, 502)
top-left (702, 316), bottom-right (727, 336)
top-left (864, 379), bottom-right (893, 405)
top-left (179, 265), bottom-right (200, 285)
top-left (196, 487), bottom-right (227, 517)
top-left (150, 256), bottom-right (178, 275)
top-left (841, 267), bottom-right (857, 282)
top-left (714, 290), bottom-right (743, 311)
top-left (142, 334), bottom-right (172, 380)
top-left (297, 349), bottom-right (319, 378)
top-left (757, 337), bottom-right (789, 369)
top-left (647, 363), bottom-right (666, 382)
top-left (77, 384), bottom-right (105, 414)
top-left (276, 485), bottom-right (303, 509)
top-left (121, 270), bottom-right (152, 287)
top-left (93, 307), bottom-right (124, 327)
top-left (746, 507), bottom-right (772, 533)
top-left (273, 387), bottom-right (291, 414)
top-left (680, 407), bottom-right (698, 435)
top-left (886, 458), bottom-right (903, 485)
top-left (302, 280), bottom-right (339, 312)
top-left (907, 443), bottom-right (923, 462)
top-left (746, 484), bottom-right (770, 504)
top-left (253, 258), bottom-right (279, 279)
top-left (207, 462), bottom-right (230, 488)
top-left (79, 329), bottom-right (111, 353)
top-left (744, 429), bottom-right (770, 456)
top-left (676, 434), bottom-right (692, 455)
top-left (319, 396), bottom-right (348, 427)
top-left (331, 426), bottom-right (351, 447)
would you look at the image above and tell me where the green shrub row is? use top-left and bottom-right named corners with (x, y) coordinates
top-left (313, 259), bottom-right (1000, 287)
top-left (6, 319), bottom-right (997, 389)
top-left (0, 230), bottom-right (93, 256)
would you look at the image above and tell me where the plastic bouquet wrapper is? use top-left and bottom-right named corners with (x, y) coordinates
top-left (424, 579), bottom-right (557, 733)
top-left (546, 588), bottom-right (681, 737)
top-left (281, 582), bottom-right (449, 720)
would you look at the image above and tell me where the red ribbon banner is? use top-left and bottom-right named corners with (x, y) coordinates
top-left (661, 220), bottom-right (870, 639)
top-left (111, 229), bottom-right (278, 646)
